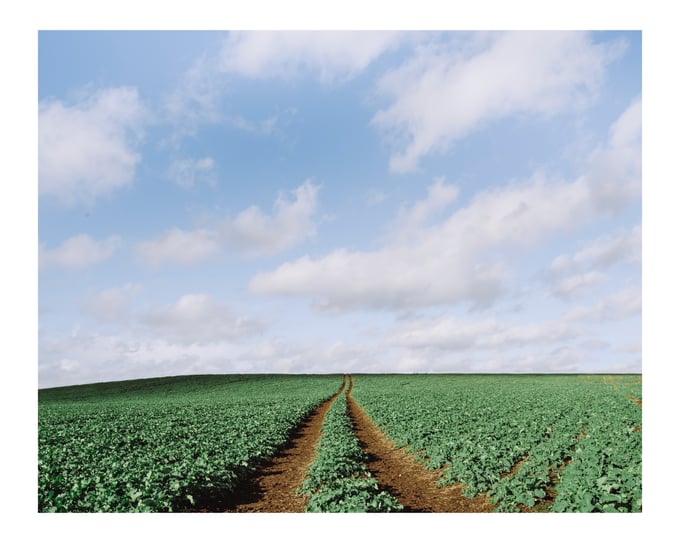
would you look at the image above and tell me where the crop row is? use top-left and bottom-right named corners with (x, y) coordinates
top-left (352, 374), bottom-right (641, 512)
top-left (39, 375), bottom-right (341, 512)
top-left (298, 382), bottom-right (402, 512)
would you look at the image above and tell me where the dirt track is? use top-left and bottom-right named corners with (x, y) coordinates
top-left (346, 376), bottom-right (493, 512)
top-left (222, 374), bottom-right (494, 512)
top-left (223, 376), bottom-right (346, 512)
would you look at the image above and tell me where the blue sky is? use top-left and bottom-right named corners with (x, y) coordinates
top-left (37, 30), bottom-right (642, 387)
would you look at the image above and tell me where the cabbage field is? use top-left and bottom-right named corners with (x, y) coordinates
top-left (38, 373), bottom-right (641, 512)
top-left (38, 374), bottom-right (340, 512)
top-left (352, 374), bottom-right (642, 512)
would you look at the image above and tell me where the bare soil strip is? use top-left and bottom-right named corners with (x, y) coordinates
top-left (603, 376), bottom-right (642, 407)
top-left (222, 376), bottom-right (346, 512)
top-left (522, 427), bottom-right (589, 512)
top-left (346, 376), bottom-right (494, 513)
top-left (500, 454), bottom-right (529, 479)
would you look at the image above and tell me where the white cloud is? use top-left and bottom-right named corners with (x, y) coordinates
top-left (58, 358), bottom-right (80, 372)
top-left (392, 177), bottom-right (459, 239)
top-left (163, 51), bottom-right (298, 142)
top-left (551, 225), bottom-right (641, 276)
top-left (39, 329), bottom-right (375, 387)
top-left (244, 339), bottom-right (290, 360)
top-left (579, 338), bottom-right (611, 350)
top-left (228, 108), bottom-right (297, 136)
top-left (136, 228), bottom-right (221, 267)
top-left (619, 340), bottom-right (642, 354)
top-left (252, 243), bottom-right (504, 312)
top-left (595, 359), bottom-right (642, 374)
top-left (386, 344), bottom-right (584, 373)
top-left (372, 31), bottom-right (625, 172)
top-left (39, 332), bottom-right (245, 388)
top-left (388, 315), bottom-right (579, 352)
top-left (547, 224), bottom-right (640, 298)
top-left (39, 87), bottom-right (146, 204)
top-left (84, 283), bottom-right (143, 323)
top-left (245, 177), bottom-right (552, 310)
top-left (549, 271), bottom-right (608, 298)
top-left (163, 55), bottom-right (225, 134)
top-left (476, 347), bottom-right (584, 373)
top-left (249, 100), bottom-right (640, 312)
top-left (565, 285), bottom-right (641, 322)
top-left (219, 30), bottom-right (402, 82)
top-left (609, 95), bottom-right (642, 150)
top-left (249, 175), bottom-right (578, 311)
top-left (40, 291), bottom-right (266, 386)
top-left (40, 234), bottom-right (121, 270)
top-left (141, 293), bottom-right (263, 344)
top-left (221, 180), bottom-right (319, 256)
top-left (239, 337), bottom-right (383, 374)
top-left (167, 157), bottom-right (216, 189)
top-left (584, 97), bottom-right (641, 213)
top-left (85, 287), bottom-right (262, 341)
top-left (137, 180), bottom-right (319, 265)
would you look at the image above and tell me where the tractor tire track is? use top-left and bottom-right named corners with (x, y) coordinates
top-left (347, 375), bottom-right (494, 513)
top-left (223, 376), bottom-right (346, 512)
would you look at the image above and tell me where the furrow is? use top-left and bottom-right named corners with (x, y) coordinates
top-left (222, 376), bottom-right (347, 512)
top-left (346, 375), bottom-right (494, 513)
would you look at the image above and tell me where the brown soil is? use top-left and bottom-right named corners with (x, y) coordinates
top-left (222, 376), bottom-right (347, 512)
top-left (555, 428), bottom-right (587, 472)
top-left (501, 454), bottom-right (529, 479)
top-left (346, 376), bottom-right (494, 512)
top-left (602, 376), bottom-right (643, 408)
top-left (519, 427), bottom-right (589, 512)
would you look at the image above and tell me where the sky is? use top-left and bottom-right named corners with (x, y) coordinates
top-left (37, 30), bottom-right (642, 388)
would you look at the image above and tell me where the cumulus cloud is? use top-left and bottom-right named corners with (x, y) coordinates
top-left (163, 55), bottom-right (226, 134)
top-left (565, 285), bottom-right (641, 322)
top-left (39, 329), bottom-right (377, 387)
top-left (385, 344), bottom-right (585, 373)
top-left (219, 30), bottom-right (402, 82)
top-left (251, 243), bottom-right (503, 312)
top-left (595, 359), bottom-right (642, 374)
top-left (238, 337), bottom-right (384, 373)
top-left (547, 224), bottom-right (641, 298)
top-left (551, 225), bottom-right (641, 276)
top-left (167, 157), bottom-right (216, 189)
top-left (136, 228), bottom-right (221, 267)
top-left (220, 180), bottom-right (319, 256)
top-left (163, 51), bottom-right (298, 142)
top-left (40, 234), bottom-right (122, 270)
top-left (476, 347), bottom-right (584, 373)
top-left (39, 332), bottom-right (245, 388)
top-left (619, 340), bottom-right (642, 354)
top-left (549, 271), bottom-right (608, 299)
top-left (372, 31), bottom-right (625, 172)
top-left (388, 315), bottom-right (579, 352)
top-left (84, 283), bottom-right (143, 323)
top-left (228, 108), bottom-right (297, 136)
top-left (249, 175), bottom-right (573, 311)
top-left (141, 293), bottom-right (263, 344)
top-left (391, 177), bottom-right (459, 239)
top-left (137, 180), bottom-right (319, 266)
top-left (67, 283), bottom-right (265, 352)
top-left (584, 97), bottom-right (641, 213)
top-left (39, 87), bottom-right (146, 204)
top-left (249, 99), bottom-right (640, 312)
